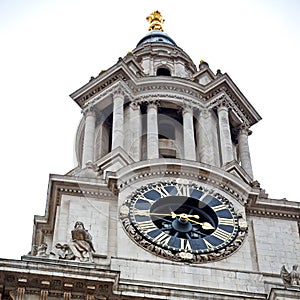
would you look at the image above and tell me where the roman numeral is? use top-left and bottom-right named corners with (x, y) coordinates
top-left (138, 195), bottom-right (155, 205)
top-left (155, 186), bottom-right (171, 198)
top-left (218, 217), bottom-right (235, 226)
top-left (153, 232), bottom-right (171, 245)
top-left (203, 238), bottom-right (214, 250)
top-left (176, 184), bottom-right (190, 197)
top-left (137, 220), bottom-right (157, 233)
top-left (212, 228), bottom-right (232, 241)
top-left (180, 239), bottom-right (192, 251)
top-left (211, 204), bottom-right (227, 212)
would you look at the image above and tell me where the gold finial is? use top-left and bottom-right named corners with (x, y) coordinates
top-left (146, 10), bottom-right (164, 32)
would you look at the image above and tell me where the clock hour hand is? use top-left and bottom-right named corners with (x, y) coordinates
top-left (187, 218), bottom-right (215, 230)
top-left (170, 211), bottom-right (200, 219)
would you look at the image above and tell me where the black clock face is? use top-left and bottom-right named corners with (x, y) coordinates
top-left (128, 182), bottom-right (239, 254)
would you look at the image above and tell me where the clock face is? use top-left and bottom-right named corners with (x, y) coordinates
top-left (121, 181), bottom-right (245, 262)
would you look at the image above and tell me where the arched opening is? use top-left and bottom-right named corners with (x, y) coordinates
top-left (156, 67), bottom-right (171, 76)
top-left (158, 108), bottom-right (183, 158)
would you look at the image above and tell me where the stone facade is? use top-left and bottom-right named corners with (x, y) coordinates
top-left (1, 11), bottom-right (300, 300)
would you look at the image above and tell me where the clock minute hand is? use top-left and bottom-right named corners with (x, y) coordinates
top-left (134, 211), bottom-right (201, 220)
top-left (134, 211), bottom-right (175, 217)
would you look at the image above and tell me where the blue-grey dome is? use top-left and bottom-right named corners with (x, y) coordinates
top-left (136, 30), bottom-right (177, 47)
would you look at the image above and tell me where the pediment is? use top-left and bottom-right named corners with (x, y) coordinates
top-left (223, 160), bottom-right (252, 185)
top-left (70, 59), bottom-right (144, 108)
top-left (193, 68), bottom-right (216, 86)
top-left (203, 74), bottom-right (262, 127)
top-left (96, 147), bottom-right (135, 179)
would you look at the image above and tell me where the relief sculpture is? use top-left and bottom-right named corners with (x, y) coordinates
top-left (55, 221), bottom-right (95, 263)
top-left (280, 265), bottom-right (300, 286)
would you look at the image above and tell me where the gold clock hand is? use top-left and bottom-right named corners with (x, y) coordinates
top-left (134, 211), bottom-right (200, 220)
top-left (187, 218), bottom-right (215, 230)
top-left (134, 211), bottom-right (175, 217)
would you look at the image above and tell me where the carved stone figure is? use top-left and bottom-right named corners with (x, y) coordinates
top-left (55, 243), bottom-right (74, 260)
top-left (280, 265), bottom-right (300, 286)
top-left (36, 243), bottom-right (48, 257)
top-left (54, 221), bottom-right (95, 263)
top-left (69, 221), bottom-right (95, 262)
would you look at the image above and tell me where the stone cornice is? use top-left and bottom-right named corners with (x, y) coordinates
top-left (0, 258), bottom-right (118, 299)
top-left (70, 61), bottom-right (260, 127)
top-left (109, 159), bottom-right (255, 206)
top-left (83, 80), bottom-right (133, 109)
top-left (246, 197), bottom-right (300, 221)
top-left (70, 59), bottom-right (137, 108)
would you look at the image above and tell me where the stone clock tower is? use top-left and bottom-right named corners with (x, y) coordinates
top-left (1, 11), bottom-right (300, 300)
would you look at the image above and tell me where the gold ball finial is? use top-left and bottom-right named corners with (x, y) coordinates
top-left (146, 10), bottom-right (164, 32)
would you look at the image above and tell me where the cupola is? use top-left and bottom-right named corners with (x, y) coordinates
top-left (134, 11), bottom-right (197, 78)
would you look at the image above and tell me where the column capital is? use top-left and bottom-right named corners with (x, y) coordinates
top-left (82, 106), bottom-right (96, 117)
top-left (238, 124), bottom-right (252, 136)
top-left (112, 83), bottom-right (128, 98)
top-left (193, 108), bottom-right (211, 119)
top-left (129, 101), bottom-right (141, 110)
top-left (216, 96), bottom-right (231, 112)
top-left (199, 108), bottom-right (211, 118)
top-left (145, 99), bottom-right (160, 109)
top-left (182, 104), bottom-right (193, 114)
top-left (112, 89), bottom-right (126, 98)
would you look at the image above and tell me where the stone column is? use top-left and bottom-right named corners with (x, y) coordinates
top-left (197, 109), bottom-right (215, 165)
top-left (182, 106), bottom-right (196, 161)
top-left (238, 125), bottom-right (253, 178)
top-left (82, 107), bottom-right (96, 168)
top-left (218, 104), bottom-right (234, 165)
top-left (147, 101), bottom-right (159, 159)
top-left (129, 102), bottom-right (141, 161)
top-left (111, 90), bottom-right (124, 150)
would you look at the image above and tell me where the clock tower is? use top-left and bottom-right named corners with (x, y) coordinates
top-left (1, 11), bottom-right (300, 300)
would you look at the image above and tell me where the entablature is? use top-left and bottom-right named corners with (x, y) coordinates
top-left (71, 58), bottom-right (261, 128)
top-left (246, 195), bottom-right (300, 221)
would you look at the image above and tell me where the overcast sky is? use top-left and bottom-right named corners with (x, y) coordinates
top-left (0, 0), bottom-right (299, 259)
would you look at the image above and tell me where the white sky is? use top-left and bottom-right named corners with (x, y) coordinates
top-left (0, 0), bottom-right (299, 260)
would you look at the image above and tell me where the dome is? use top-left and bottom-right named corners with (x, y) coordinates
top-left (136, 30), bottom-right (177, 47)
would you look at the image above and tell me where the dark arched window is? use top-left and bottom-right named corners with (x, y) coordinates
top-left (156, 67), bottom-right (171, 76)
